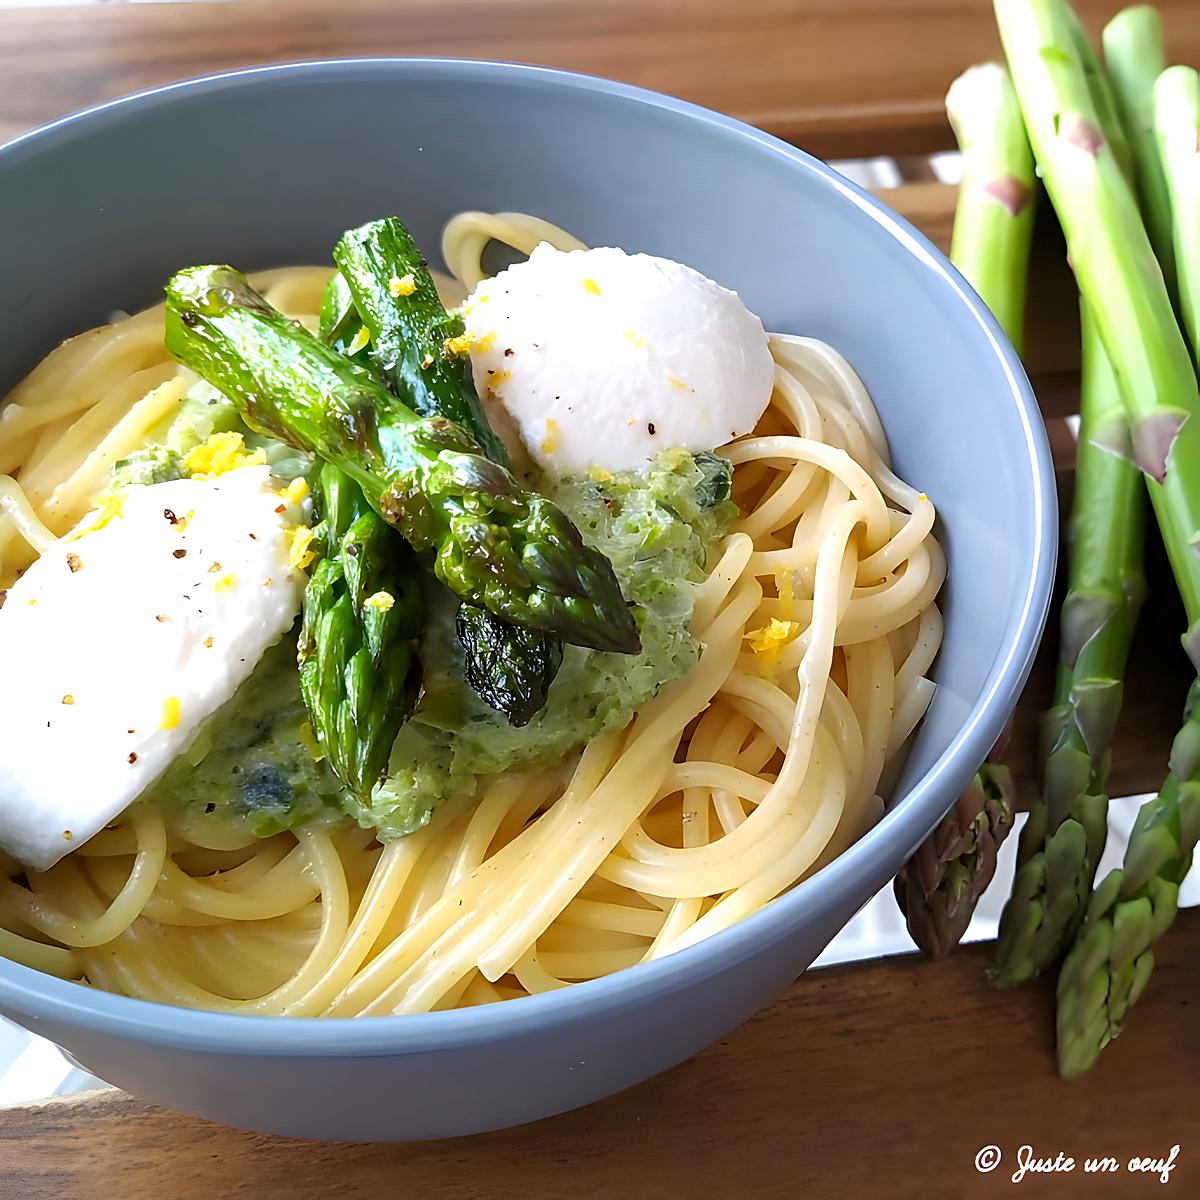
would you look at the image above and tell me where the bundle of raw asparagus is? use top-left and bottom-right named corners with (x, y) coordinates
top-left (897, 0), bottom-right (1199, 1077)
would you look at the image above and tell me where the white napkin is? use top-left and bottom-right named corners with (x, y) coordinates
top-left (812, 793), bottom-right (1199, 969)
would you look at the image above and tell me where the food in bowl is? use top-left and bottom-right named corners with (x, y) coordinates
top-left (0, 210), bottom-right (944, 1017)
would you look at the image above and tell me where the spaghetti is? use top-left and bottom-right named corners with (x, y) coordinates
top-left (0, 214), bottom-right (944, 1015)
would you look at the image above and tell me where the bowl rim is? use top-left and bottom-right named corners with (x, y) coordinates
top-left (0, 56), bottom-right (1056, 1056)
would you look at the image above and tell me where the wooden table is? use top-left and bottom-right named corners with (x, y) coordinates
top-left (2, 2), bottom-right (1199, 1196)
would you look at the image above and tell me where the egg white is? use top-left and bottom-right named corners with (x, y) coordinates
top-left (0, 467), bottom-right (306, 869)
top-left (463, 244), bottom-right (775, 474)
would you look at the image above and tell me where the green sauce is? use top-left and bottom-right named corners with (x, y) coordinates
top-left (142, 638), bottom-right (346, 837)
top-left (110, 380), bottom-right (309, 490)
top-left (119, 387), bottom-right (736, 841)
top-left (348, 449), bottom-right (736, 838)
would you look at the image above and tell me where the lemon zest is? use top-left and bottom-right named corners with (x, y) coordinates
top-left (746, 618), bottom-right (801, 657)
top-left (460, 295), bottom-right (492, 318)
top-left (364, 590), bottom-right (395, 612)
top-left (443, 329), bottom-right (495, 359)
top-left (184, 431), bottom-right (266, 478)
top-left (67, 491), bottom-right (125, 541)
top-left (287, 526), bottom-right (317, 571)
top-left (283, 477), bottom-right (309, 506)
top-left (388, 273), bottom-right (417, 297)
top-left (160, 697), bottom-right (181, 731)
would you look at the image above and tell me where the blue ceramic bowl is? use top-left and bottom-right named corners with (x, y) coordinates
top-left (0, 60), bottom-right (1055, 1141)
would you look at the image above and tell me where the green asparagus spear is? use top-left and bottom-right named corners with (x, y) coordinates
top-left (1060, 3), bottom-right (1136, 183)
top-left (333, 218), bottom-right (508, 464)
top-left (991, 305), bottom-right (1146, 985)
top-left (1102, 6), bottom-right (1178, 303)
top-left (164, 265), bottom-right (640, 655)
top-left (298, 461), bottom-right (422, 796)
top-left (895, 764), bottom-right (1016, 958)
top-left (453, 603), bottom-right (564, 727)
top-left (994, 0), bottom-right (1200, 614)
top-left (897, 62), bottom-right (1031, 957)
top-left (1057, 680), bottom-right (1200, 1077)
top-left (1155, 65), bottom-right (1200, 368)
top-left (321, 261), bottom-right (558, 729)
top-left (984, 6), bottom-right (1148, 984)
top-left (329, 219), bottom-right (564, 725)
top-left (1056, 56), bottom-right (1200, 1076)
top-left (995, 0), bottom-right (1200, 1072)
top-left (319, 270), bottom-right (369, 361)
top-left (946, 63), bottom-right (1038, 351)
top-left (291, 272), bottom-right (428, 794)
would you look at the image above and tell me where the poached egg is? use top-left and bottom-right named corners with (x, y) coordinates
top-left (462, 244), bottom-right (774, 475)
top-left (0, 466), bottom-right (308, 869)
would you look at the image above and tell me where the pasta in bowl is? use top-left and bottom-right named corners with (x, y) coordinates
top-left (0, 58), bottom-right (1051, 1141)
top-left (0, 212), bottom-right (944, 1016)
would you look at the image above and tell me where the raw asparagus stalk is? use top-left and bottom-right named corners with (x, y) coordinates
top-left (946, 63), bottom-right (1037, 350)
top-left (165, 265), bottom-right (640, 655)
top-left (330, 219), bottom-right (564, 725)
top-left (1057, 58), bottom-right (1200, 1071)
top-left (896, 62), bottom-right (1031, 957)
top-left (895, 764), bottom-right (1016, 958)
top-left (1102, 6), bottom-right (1177, 301)
top-left (1061, 2), bottom-right (1136, 183)
top-left (994, 0), bottom-right (1200, 620)
top-left (991, 305), bottom-right (1146, 985)
top-left (298, 461), bottom-right (422, 796)
top-left (992, 7), bottom-right (1171, 985)
top-left (1057, 680), bottom-right (1200, 1077)
top-left (1154, 65), bottom-right (1200, 368)
top-left (995, 0), bottom-right (1200, 1072)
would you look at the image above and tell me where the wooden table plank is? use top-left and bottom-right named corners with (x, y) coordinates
top-left (5, 912), bottom-right (1198, 1198)
top-left (1, 0), bottom-right (1198, 157)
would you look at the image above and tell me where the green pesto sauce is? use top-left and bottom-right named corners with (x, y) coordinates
top-left (110, 380), bottom-right (309, 489)
top-left (347, 449), bottom-right (737, 839)
top-left (117, 385), bottom-right (735, 841)
top-left (141, 637), bottom-right (346, 837)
